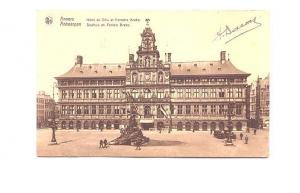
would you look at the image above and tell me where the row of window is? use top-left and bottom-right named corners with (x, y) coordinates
top-left (171, 88), bottom-right (244, 98)
top-left (171, 104), bottom-right (243, 115)
top-left (170, 78), bottom-right (246, 84)
top-left (62, 89), bottom-right (122, 99)
top-left (59, 79), bottom-right (125, 86)
top-left (61, 105), bottom-right (126, 115)
top-left (176, 121), bottom-right (243, 130)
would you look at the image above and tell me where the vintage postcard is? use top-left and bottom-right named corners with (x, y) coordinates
top-left (37, 11), bottom-right (269, 157)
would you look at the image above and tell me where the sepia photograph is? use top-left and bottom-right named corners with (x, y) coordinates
top-left (37, 11), bottom-right (269, 157)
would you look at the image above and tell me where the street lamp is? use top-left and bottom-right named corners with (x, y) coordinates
top-left (49, 81), bottom-right (58, 145)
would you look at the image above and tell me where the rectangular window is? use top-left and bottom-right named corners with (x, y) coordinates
top-left (237, 88), bottom-right (243, 98)
top-left (99, 105), bottom-right (104, 114)
top-left (76, 106), bottom-right (82, 114)
top-left (211, 105), bottom-right (216, 114)
top-left (76, 90), bottom-right (82, 99)
top-left (92, 89), bottom-right (97, 98)
top-left (84, 90), bottom-right (89, 98)
top-left (69, 105), bottom-right (74, 115)
top-left (170, 105), bottom-right (174, 115)
top-left (202, 105), bottom-right (207, 115)
top-left (186, 105), bottom-right (191, 114)
top-left (202, 88), bottom-right (208, 98)
top-left (99, 89), bottom-right (104, 98)
top-left (62, 90), bottom-right (67, 99)
top-left (211, 89), bottom-right (216, 98)
top-left (186, 88), bottom-right (191, 98)
top-left (178, 105), bottom-right (183, 115)
top-left (228, 88), bottom-right (234, 98)
top-left (194, 105), bottom-right (199, 114)
top-left (106, 105), bottom-right (111, 114)
top-left (62, 105), bottom-right (67, 115)
top-left (114, 89), bottom-right (120, 99)
top-left (218, 88), bottom-right (225, 98)
top-left (114, 106), bottom-right (120, 114)
top-left (178, 89), bottom-right (183, 98)
top-left (107, 89), bottom-right (112, 99)
top-left (69, 90), bottom-right (74, 99)
top-left (219, 105), bottom-right (224, 115)
top-left (91, 105), bottom-right (96, 114)
top-left (193, 88), bottom-right (199, 98)
top-left (236, 104), bottom-right (242, 115)
top-left (157, 90), bottom-right (164, 98)
top-left (84, 106), bottom-right (89, 114)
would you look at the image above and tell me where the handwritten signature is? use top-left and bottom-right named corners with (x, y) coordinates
top-left (214, 16), bottom-right (262, 44)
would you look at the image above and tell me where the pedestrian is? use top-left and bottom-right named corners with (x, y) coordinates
top-left (210, 128), bottom-right (213, 135)
top-left (103, 138), bottom-right (108, 148)
top-left (254, 129), bottom-right (257, 135)
top-left (245, 135), bottom-right (249, 144)
top-left (240, 133), bottom-right (244, 140)
top-left (135, 139), bottom-right (141, 150)
top-left (246, 127), bottom-right (250, 133)
top-left (99, 139), bottom-right (103, 148)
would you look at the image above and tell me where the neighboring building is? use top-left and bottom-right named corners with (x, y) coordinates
top-left (249, 75), bottom-right (270, 128)
top-left (36, 91), bottom-right (55, 128)
top-left (55, 23), bottom-right (250, 131)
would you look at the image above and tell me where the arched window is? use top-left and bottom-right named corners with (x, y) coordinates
top-left (132, 72), bottom-right (138, 83)
top-left (76, 121), bottom-right (81, 130)
top-left (84, 121), bottom-right (89, 129)
top-left (210, 122), bottom-right (216, 130)
top-left (69, 121), bottom-right (74, 129)
top-left (177, 122), bottom-right (183, 131)
top-left (193, 122), bottom-right (200, 131)
top-left (61, 121), bottom-right (66, 129)
top-left (106, 121), bottom-right (112, 129)
top-left (185, 122), bottom-right (191, 131)
top-left (114, 121), bottom-right (119, 130)
top-left (99, 121), bottom-right (104, 130)
top-left (219, 122), bottom-right (225, 130)
top-left (202, 122), bottom-right (208, 131)
top-left (144, 105), bottom-right (151, 118)
top-left (91, 121), bottom-right (96, 129)
top-left (158, 71), bottom-right (164, 83)
top-left (132, 89), bottom-right (138, 98)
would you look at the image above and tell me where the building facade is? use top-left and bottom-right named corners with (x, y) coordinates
top-left (249, 75), bottom-right (270, 128)
top-left (37, 91), bottom-right (55, 128)
top-left (55, 24), bottom-right (250, 131)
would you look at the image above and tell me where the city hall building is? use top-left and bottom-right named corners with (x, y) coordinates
top-left (55, 23), bottom-right (250, 131)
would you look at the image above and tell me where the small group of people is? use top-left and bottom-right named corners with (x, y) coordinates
top-left (99, 138), bottom-right (108, 148)
top-left (239, 133), bottom-right (249, 144)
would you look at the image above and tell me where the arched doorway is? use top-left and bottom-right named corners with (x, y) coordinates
top-left (177, 122), bottom-right (183, 131)
top-left (69, 121), bottom-right (74, 129)
top-left (193, 122), bottom-right (200, 131)
top-left (202, 122), bottom-right (208, 131)
top-left (236, 122), bottom-right (242, 131)
top-left (76, 121), bottom-right (81, 130)
top-left (91, 121), bottom-right (96, 129)
top-left (84, 121), bottom-right (89, 129)
top-left (61, 121), bottom-right (66, 129)
top-left (219, 122), bottom-right (225, 130)
top-left (106, 121), bottom-right (112, 129)
top-left (210, 122), bottom-right (216, 130)
top-left (185, 122), bottom-right (191, 131)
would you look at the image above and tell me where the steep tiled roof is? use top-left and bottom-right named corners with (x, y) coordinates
top-left (170, 60), bottom-right (250, 76)
top-left (56, 63), bottom-right (126, 79)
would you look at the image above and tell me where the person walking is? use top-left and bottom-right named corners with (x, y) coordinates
top-left (245, 135), bottom-right (249, 144)
top-left (240, 133), bottom-right (244, 140)
top-left (99, 139), bottom-right (103, 148)
top-left (210, 128), bottom-right (213, 135)
top-left (103, 138), bottom-right (108, 148)
top-left (254, 129), bottom-right (257, 135)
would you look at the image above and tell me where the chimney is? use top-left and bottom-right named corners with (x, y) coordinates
top-left (129, 54), bottom-right (134, 63)
top-left (167, 53), bottom-right (172, 62)
top-left (76, 55), bottom-right (83, 66)
top-left (220, 51), bottom-right (226, 64)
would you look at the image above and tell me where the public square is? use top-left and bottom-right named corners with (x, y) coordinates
top-left (37, 128), bottom-right (269, 157)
